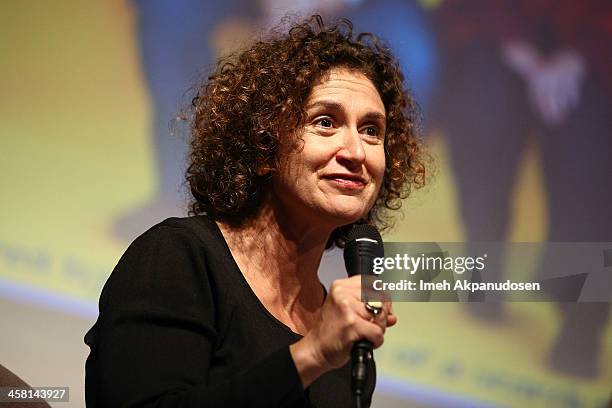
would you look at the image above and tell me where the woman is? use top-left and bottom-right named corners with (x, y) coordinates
top-left (85, 15), bottom-right (425, 407)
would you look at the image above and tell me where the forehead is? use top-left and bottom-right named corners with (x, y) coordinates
top-left (307, 68), bottom-right (385, 115)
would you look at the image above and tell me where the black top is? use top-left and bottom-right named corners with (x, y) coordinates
top-left (84, 216), bottom-right (354, 407)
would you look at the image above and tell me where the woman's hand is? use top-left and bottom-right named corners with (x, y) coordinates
top-left (289, 275), bottom-right (397, 388)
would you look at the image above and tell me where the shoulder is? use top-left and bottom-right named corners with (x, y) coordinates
top-left (101, 216), bottom-right (227, 309)
top-left (120, 215), bottom-right (226, 263)
top-left (90, 217), bottom-right (224, 359)
top-left (137, 215), bottom-right (221, 246)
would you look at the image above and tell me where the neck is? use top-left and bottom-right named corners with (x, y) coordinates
top-left (217, 198), bottom-right (334, 317)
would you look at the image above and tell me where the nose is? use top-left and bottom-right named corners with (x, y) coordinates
top-left (336, 127), bottom-right (366, 169)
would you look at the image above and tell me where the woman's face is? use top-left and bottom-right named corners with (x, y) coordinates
top-left (272, 67), bottom-right (386, 229)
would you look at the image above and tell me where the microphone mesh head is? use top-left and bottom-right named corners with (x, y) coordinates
top-left (346, 224), bottom-right (382, 243)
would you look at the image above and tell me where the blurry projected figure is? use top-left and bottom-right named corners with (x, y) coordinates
top-left (433, 0), bottom-right (612, 378)
top-left (264, 0), bottom-right (438, 111)
top-left (113, 0), bottom-right (437, 242)
top-left (113, 0), bottom-right (258, 241)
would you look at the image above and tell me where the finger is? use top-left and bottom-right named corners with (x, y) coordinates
top-left (383, 301), bottom-right (397, 327)
top-left (363, 275), bottom-right (390, 304)
top-left (347, 275), bottom-right (385, 304)
top-left (358, 302), bottom-right (388, 334)
top-left (375, 301), bottom-right (392, 322)
top-left (329, 278), bottom-right (363, 304)
top-left (345, 275), bottom-right (375, 299)
top-left (386, 313), bottom-right (398, 327)
top-left (332, 275), bottom-right (364, 288)
top-left (355, 299), bottom-right (384, 321)
top-left (346, 275), bottom-right (365, 286)
top-left (353, 319), bottom-right (386, 349)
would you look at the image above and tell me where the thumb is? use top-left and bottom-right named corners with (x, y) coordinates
top-left (386, 311), bottom-right (398, 327)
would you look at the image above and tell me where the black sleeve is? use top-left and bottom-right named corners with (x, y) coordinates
top-left (90, 225), bottom-right (308, 408)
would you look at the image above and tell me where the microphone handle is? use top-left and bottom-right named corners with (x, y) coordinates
top-left (351, 340), bottom-right (374, 408)
top-left (343, 239), bottom-right (382, 408)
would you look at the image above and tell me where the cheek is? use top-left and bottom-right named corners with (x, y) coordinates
top-left (275, 154), bottom-right (316, 197)
top-left (278, 151), bottom-right (305, 181)
top-left (370, 150), bottom-right (386, 185)
top-left (376, 159), bottom-right (386, 182)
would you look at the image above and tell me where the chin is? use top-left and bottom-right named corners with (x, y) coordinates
top-left (323, 205), bottom-right (368, 227)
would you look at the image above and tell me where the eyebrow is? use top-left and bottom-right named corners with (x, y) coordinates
top-left (305, 100), bottom-right (386, 124)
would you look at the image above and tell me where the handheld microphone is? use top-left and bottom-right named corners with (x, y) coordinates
top-left (343, 224), bottom-right (384, 408)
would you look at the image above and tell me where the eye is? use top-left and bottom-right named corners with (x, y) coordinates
top-left (315, 117), bottom-right (334, 128)
top-left (364, 126), bottom-right (379, 137)
top-left (361, 125), bottom-right (383, 142)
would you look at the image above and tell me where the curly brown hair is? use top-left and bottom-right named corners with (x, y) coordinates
top-left (186, 15), bottom-right (426, 244)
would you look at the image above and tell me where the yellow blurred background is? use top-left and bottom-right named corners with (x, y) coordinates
top-left (0, 1), bottom-right (609, 407)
